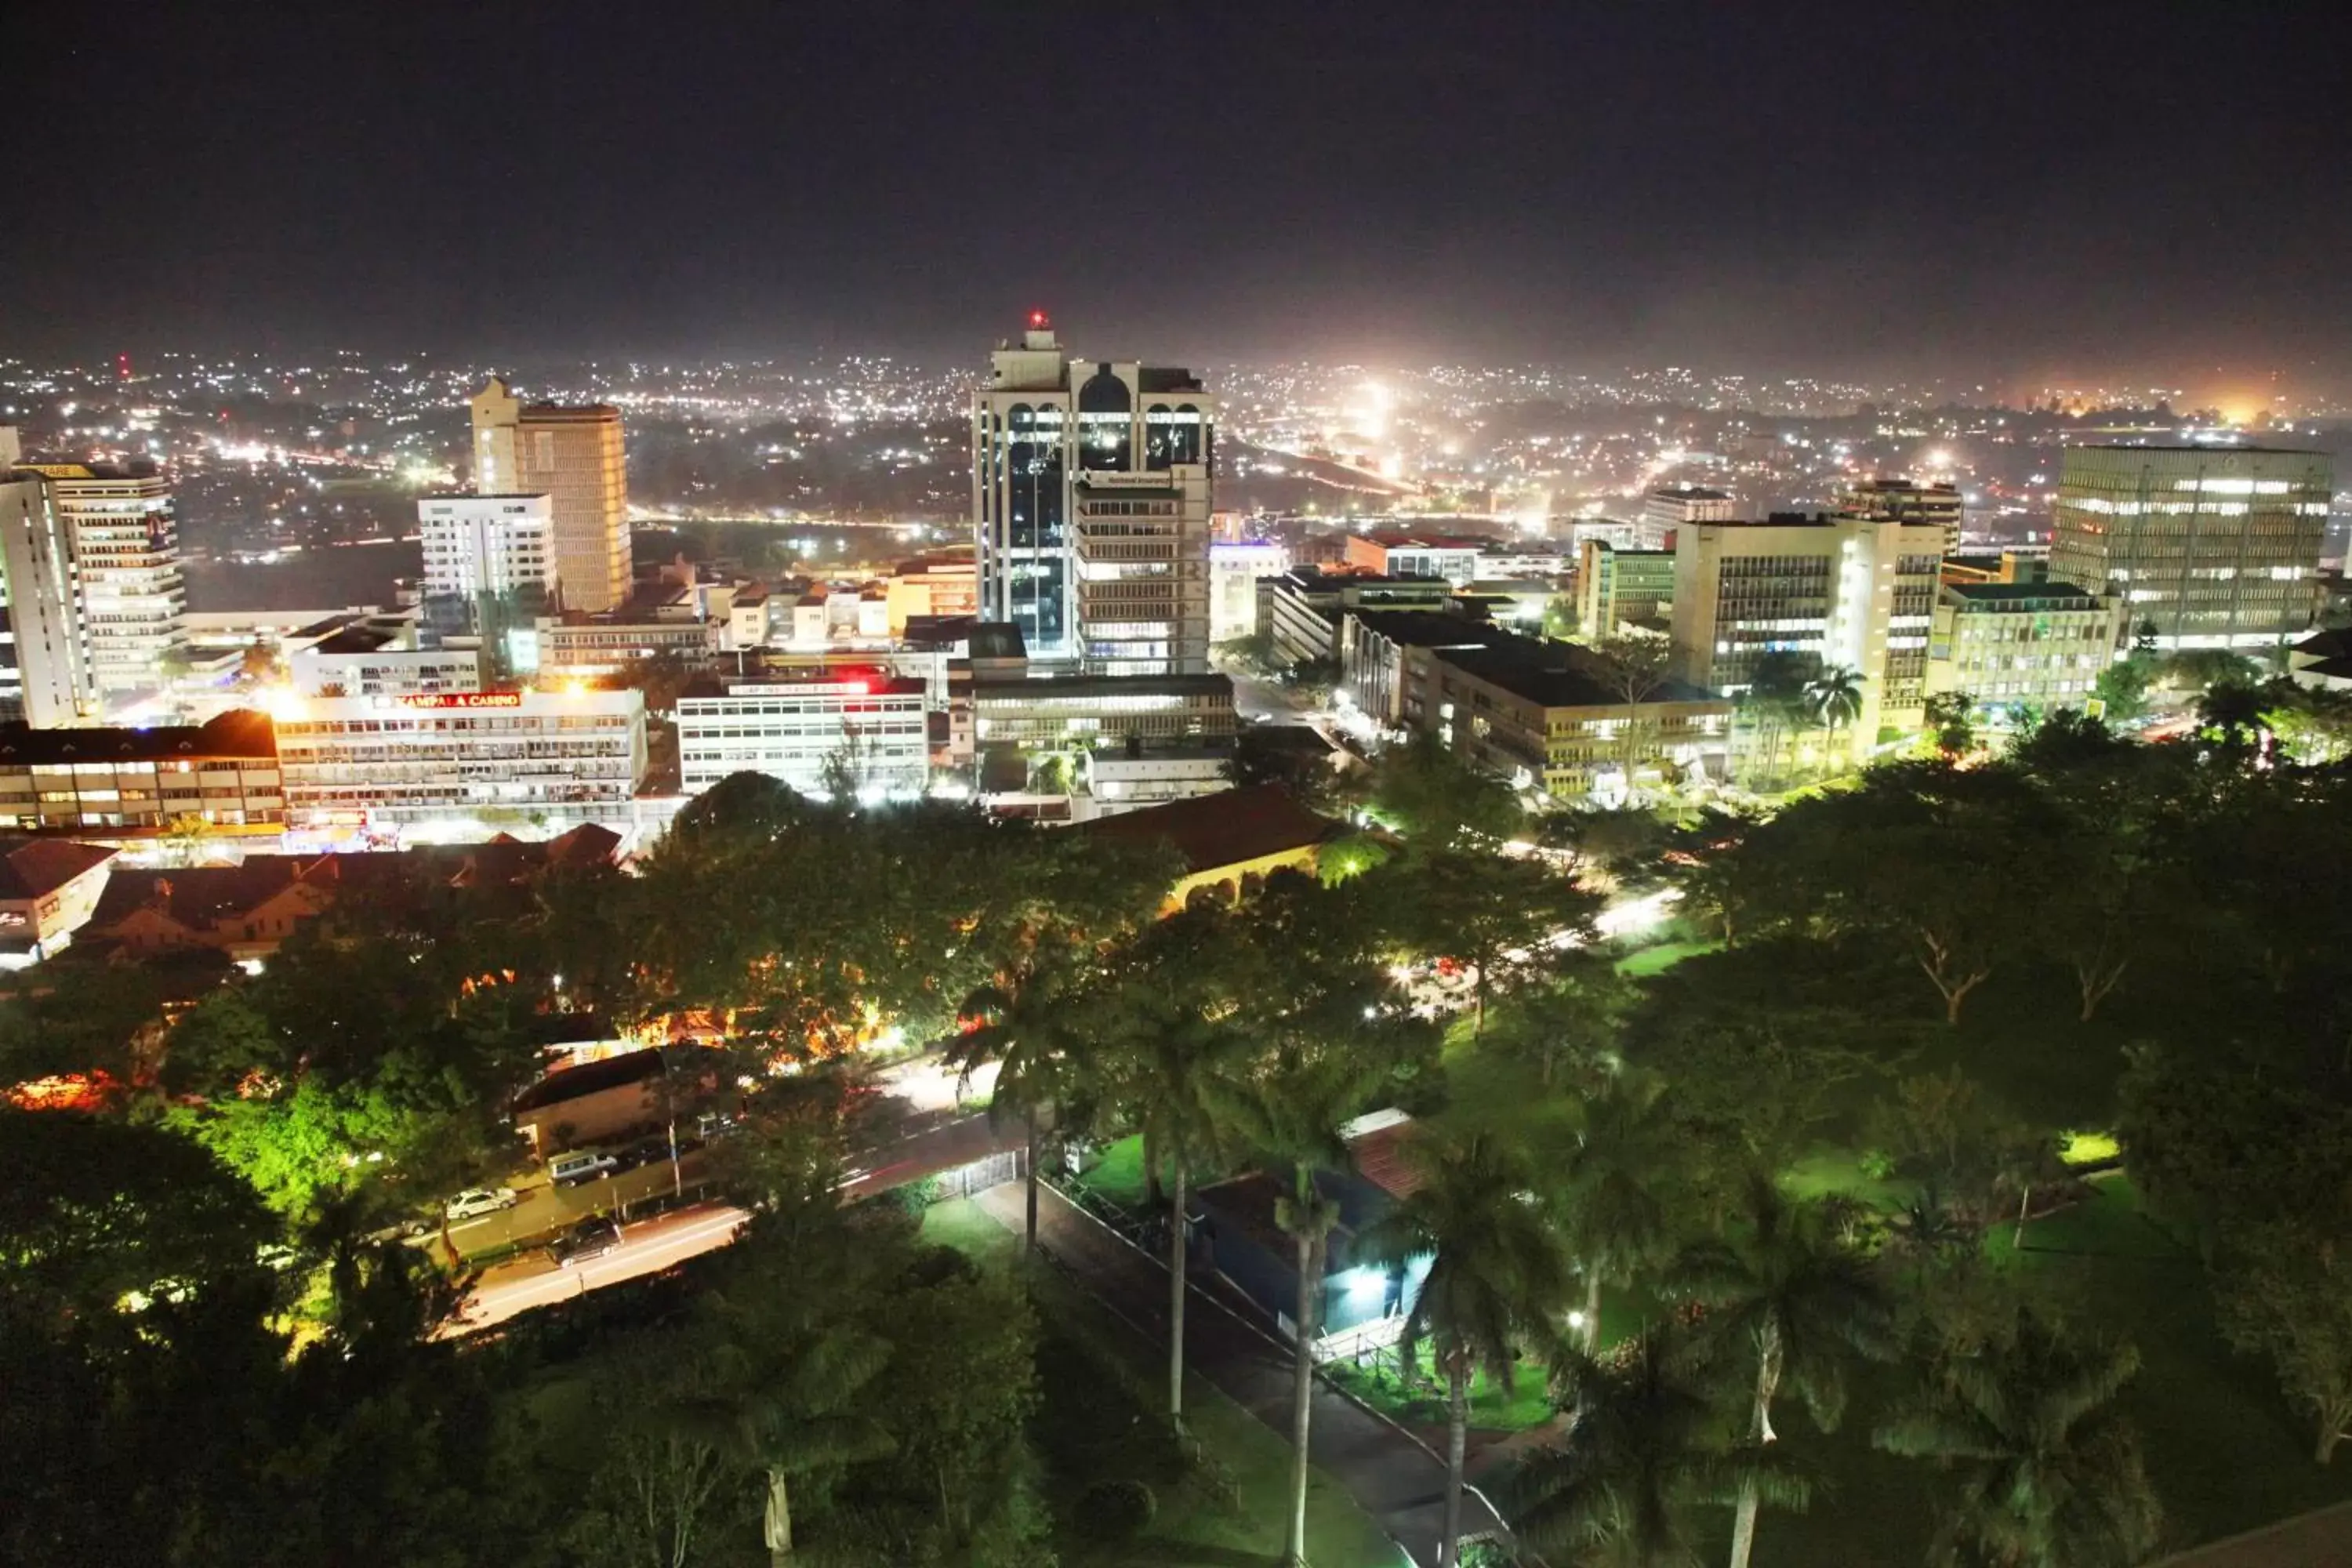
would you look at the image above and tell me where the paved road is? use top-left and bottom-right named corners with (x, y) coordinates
top-left (979, 1181), bottom-right (1506, 1568)
top-left (446, 1202), bottom-right (748, 1332)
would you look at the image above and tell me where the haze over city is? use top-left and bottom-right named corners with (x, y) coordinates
top-left (7, 9), bottom-right (2352, 1568)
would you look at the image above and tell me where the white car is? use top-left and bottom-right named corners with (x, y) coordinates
top-left (445, 1186), bottom-right (521, 1221)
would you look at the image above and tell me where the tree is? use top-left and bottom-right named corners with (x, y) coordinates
top-left (1807, 666), bottom-right (1867, 771)
top-left (2213, 1224), bottom-right (2352, 1465)
top-left (1679, 1176), bottom-right (1894, 1568)
top-left (1591, 635), bottom-right (1678, 797)
top-left (1372, 848), bottom-right (1601, 1032)
top-left (1508, 1326), bottom-right (1805, 1568)
top-left (1359, 1132), bottom-right (1576, 1568)
top-left (1738, 652), bottom-right (1814, 787)
top-left (1543, 1077), bottom-right (1678, 1352)
top-left (1924, 691), bottom-right (1977, 757)
top-left (2092, 655), bottom-right (2154, 726)
top-left (1364, 731), bottom-right (1522, 848)
top-left (1875, 1311), bottom-right (2161, 1568)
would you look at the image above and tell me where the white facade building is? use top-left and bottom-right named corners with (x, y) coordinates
top-left (0, 459), bottom-right (95, 727)
top-left (419, 494), bottom-right (557, 606)
top-left (674, 676), bottom-right (930, 798)
top-left (1209, 542), bottom-right (1290, 644)
top-left (19, 463), bottom-right (185, 698)
top-left (971, 317), bottom-right (1214, 672)
top-left (270, 688), bottom-right (646, 826)
top-left (289, 637), bottom-right (481, 698)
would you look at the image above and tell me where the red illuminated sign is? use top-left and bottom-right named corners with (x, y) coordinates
top-left (394, 692), bottom-right (524, 710)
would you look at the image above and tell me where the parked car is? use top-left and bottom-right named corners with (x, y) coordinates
top-left (549, 1149), bottom-right (619, 1186)
top-left (547, 1216), bottom-right (622, 1268)
top-left (445, 1186), bottom-right (520, 1221)
top-left (612, 1136), bottom-right (670, 1173)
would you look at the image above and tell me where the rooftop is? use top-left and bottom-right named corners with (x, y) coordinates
top-left (511, 1045), bottom-right (668, 1113)
top-left (0, 837), bottom-right (117, 902)
top-left (1082, 782), bottom-right (1342, 874)
top-left (1650, 485), bottom-right (1730, 500)
top-left (1347, 609), bottom-right (1522, 651)
top-left (0, 710), bottom-right (278, 766)
top-left (1943, 582), bottom-right (2107, 607)
top-left (1436, 638), bottom-right (1722, 711)
top-left (973, 671), bottom-right (1233, 702)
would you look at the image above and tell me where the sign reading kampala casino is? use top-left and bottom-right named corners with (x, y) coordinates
top-left (381, 691), bottom-right (525, 710)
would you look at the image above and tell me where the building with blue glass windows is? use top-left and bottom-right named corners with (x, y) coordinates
top-left (970, 316), bottom-right (1214, 673)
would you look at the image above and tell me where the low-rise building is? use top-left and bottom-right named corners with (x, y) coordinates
top-left (1209, 541), bottom-right (1290, 644)
top-left (0, 712), bottom-right (283, 837)
top-left (1342, 532), bottom-right (1493, 584)
top-left (532, 616), bottom-right (720, 677)
top-left (1339, 610), bottom-right (1522, 731)
top-left (1083, 782), bottom-right (1343, 909)
top-left (0, 837), bottom-right (118, 967)
top-left (1077, 742), bottom-right (1233, 821)
top-left (1925, 583), bottom-right (2120, 717)
top-left (675, 673), bottom-right (931, 799)
top-left (270, 689), bottom-right (647, 828)
top-left (289, 626), bottom-right (481, 698)
top-left (1407, 632), bottom-right (1732, 801)
top-left (1258, 568), bottom-right (1454, 666)
top-left (971, 670), bottom-right (1236, 752)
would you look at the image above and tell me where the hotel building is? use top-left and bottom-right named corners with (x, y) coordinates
top-left (470, 380), bottom-right (631, 612)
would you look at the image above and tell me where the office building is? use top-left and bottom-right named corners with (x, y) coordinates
top-left (1642, 485), bottom-right (1734, 545)
top-left (971, 670), bottom-right (1236, 751)
top-left (971, 317), bottom-right (1214, 672)
top-left (675, 673), bottom-right (930, 798)
top-left (2049, 445), bottom-right (2332, 650)
top-left (470, 379), bottom-right (631, 613)
top-left (0, 711), bottom-right (283, 836)
top-left (1842, 476), bottom-right (1964, 554)
top-left (1209, 540), bottom-right (1290, 644)
top-left (1342, 532), bottom-right (1491, 583)
top-left (884, 554), bottom-right (979, 633)
top-left (1576, 541), bottom-right (1675, 635)
top-left (532, 615), bottom-right (721, 677)
top-left (16, 462), bottom-right (185, 697)
top-left (0, 451), bottom-right (95, 726)
top-left (419, 492), bottom-right (558, 612)
top-left (1670, 513), bottom-right (1944, 755)
top-left (271, 688), bottom-right (646, 827)
top-left (1925, 583), bottom-right (2120, 718)
top-left (1259, 568), bottom-right (1454, 666)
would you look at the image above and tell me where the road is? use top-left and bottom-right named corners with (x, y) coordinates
top-left (444, 1202), bottom-right (747, 1333)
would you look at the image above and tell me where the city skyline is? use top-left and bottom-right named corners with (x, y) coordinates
top-left (8, 3), bottom-right (2350, 394)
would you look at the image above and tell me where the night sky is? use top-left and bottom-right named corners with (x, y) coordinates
top-left (11, 2), bottom-right (2351, 386)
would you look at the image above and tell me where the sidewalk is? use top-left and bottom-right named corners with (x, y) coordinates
top-left (977, 1180), bottom-right (1508, 1567)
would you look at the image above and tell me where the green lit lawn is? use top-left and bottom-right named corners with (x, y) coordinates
top-left (1324, 1345), bottom-right (1555, 1434)
top-left (1073, 1133), bottom-right (1152, 1207)
top-left (927, 1195), bottom-right (1406, 1568)
top-left (1613, 938), bottom-right (1724, 977)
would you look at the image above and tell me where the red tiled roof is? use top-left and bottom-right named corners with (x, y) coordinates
top-left (1082, 784), bottom-right (1341, 876)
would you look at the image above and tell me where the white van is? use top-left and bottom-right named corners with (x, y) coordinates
top-left (549, 1149), bottom-right (619, 1186)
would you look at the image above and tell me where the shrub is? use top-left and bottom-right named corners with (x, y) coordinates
top-left (1072, 1479), bottom-right (1156, 1541)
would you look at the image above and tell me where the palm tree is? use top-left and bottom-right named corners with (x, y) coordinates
top-left (1875, 1309), bottom-right (2161, 1568)
top-left (1222, 1051), bottom-right (1386, 1568)
top-left (1360, 1132), bottom-right (1576, 1568)
top-left (1548, 1079), bottom-right (1677, 1355)
top-left (1679, 1175), bottom-right (1895, 1568)
top-left (945, 939), bottom-right (1100, 1257)
top-left (1509, 1326), bottom-right (1807, 1568)
top-left (1806, 666), bottom-right (1867, 773)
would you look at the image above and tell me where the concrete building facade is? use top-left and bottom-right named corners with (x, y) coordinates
top-left (2049, 445), bottom-right (2332, 650)
top-left (18, 463), bottom-right (184, 697)
top-left (675, 675), bottom-right (930, 798)
top-left (0, 712), bottom-right (283, 836)
top-left (0, 463), bottom-right (95, 726)
top-left (1842, 476), bottom-right (1964, 554)
top-left (1576, 540), bottom-right (1675, 635)
top-left (1670, 514), bottom-right (1945, 754)
top-left (470, 379), bottom-right (631, 613)
top-left (1925, 582), bottom-right (2121, 717)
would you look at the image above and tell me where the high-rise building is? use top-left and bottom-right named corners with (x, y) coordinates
top-left (0, 433), bottom-right (94, 728)
top-left (1840, 476), bottom-right (1964, 554)
top-left (1576, 539), bottom-right (1675, 635)
top-left (2049, 445), bottom-right (2332, 650)
top-left (1669, 513), bottom-right (1944, 755)
top-left (470, 379), bottom-right (630, 613)
top-left (971, 317), bottom-right (1214, 672)
top-left (16, 462), bottom-right (185, 697)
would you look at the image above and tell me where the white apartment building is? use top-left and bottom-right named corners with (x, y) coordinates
top-left (1209, 541), bottom-right (1290, 644)
top-left (19, 463), bottom-right (185, 698)
top-left (971, 316), bottom-right (1214, 672)
top-left (1670, 513), bottom-right (1945, 757)
top-left (674, 676), bottom-right (929, 798)
top-left (470, 381), bottom-right (631, 613)
top-left (270, 688), bottom-right (647, 827)
top-left (419, 494), bottom-right (558, 607)
top-left (0, 456), bottom-right (95, 727)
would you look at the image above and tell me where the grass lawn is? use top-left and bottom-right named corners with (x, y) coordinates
top-left (1325, 1343), bottom-right (1555, 1434)
top-left (1074, 1133), bottom-right (1152, 1207)
top-left (1613, 938), bottom-right (1723, 977)
top-left (927, 1195), bottom-right (1407, 1568)
top-left (1751, 1176), bottom-right (2352, 1566)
